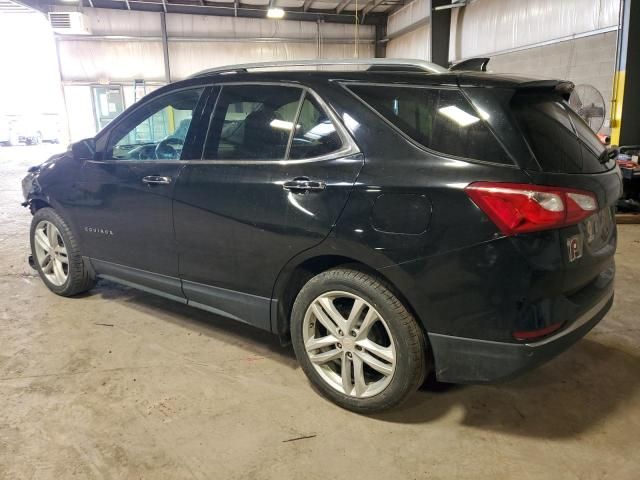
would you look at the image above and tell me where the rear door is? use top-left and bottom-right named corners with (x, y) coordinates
top-left (172, 83), bottom-right (362, 330)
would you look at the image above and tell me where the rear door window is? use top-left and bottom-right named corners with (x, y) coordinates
top-left (511, 93), bottom-right (611, 173)
top-left (204, 85), bottom-right (302, 160)
top-left (344, 84), bottom-right (513, 165)
top-left (289, 94), bottom-right (343, 160)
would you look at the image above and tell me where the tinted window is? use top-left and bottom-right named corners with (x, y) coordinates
top-left (346, 84), bottom-right (512, 164)
top-left (205, 85), bottom-right (302, 160)
top-left (289, 94), bottom-right (343, 159)
top-left (512, 93), bottom-right (611, 173)
top-left (107, 88), bottom-right (203, 161)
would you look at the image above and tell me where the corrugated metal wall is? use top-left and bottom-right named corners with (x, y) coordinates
top-left (58, 8), bottom-right (373, 140)
top-left (386, 0), bottom-right (430, 59)
top-left (451, 0), bottom-right (619, 60)
top-left (385, 0), bottom-right (621, 133)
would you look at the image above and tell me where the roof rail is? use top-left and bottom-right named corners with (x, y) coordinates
top-left (188, 58), bottom-right (448, 78)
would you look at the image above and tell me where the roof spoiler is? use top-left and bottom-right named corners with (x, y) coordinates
top-left (515, 80), bottom-right (575, 100)
top-left (449, 57), bottom-right (490, 72)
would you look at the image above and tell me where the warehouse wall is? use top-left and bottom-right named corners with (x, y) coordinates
top-left (386, 0), bottom-right (430, 59)
top-left (489, 31), bottom-right (618, 131)
top-left (386, 0), bottom-right (620, 133)
top-left (57, 8), bottom-right (374, 140)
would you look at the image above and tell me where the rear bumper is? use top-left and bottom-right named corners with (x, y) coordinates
top-left (429, 285), bottom-right (614, 384)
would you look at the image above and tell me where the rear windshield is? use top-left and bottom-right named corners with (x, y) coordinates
top-left (345, 84), bottom-right (513, 165)
top-left (511, 93), bottom-right (612, 173)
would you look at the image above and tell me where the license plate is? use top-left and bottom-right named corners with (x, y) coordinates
top-left (567, 235), bottom-right (583, 262)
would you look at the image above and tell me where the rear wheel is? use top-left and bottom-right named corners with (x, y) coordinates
top-left (30, 208), bottom-right (95, 296)
top-left (291, 268), bottom-right (427, 413)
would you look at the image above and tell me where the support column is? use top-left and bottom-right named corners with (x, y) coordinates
top-left (612, 0), bottom-right (640, 146)
top-left (430, 0), bottom-right (451, 67)
top-left (375, 23), bottom-right (386, 58)
top-left (160, 12), bottom-right (171, 83)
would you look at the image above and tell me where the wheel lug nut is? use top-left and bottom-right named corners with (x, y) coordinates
top-left (347, 352), bottom-right (352, 358)
top-left (355, 345), bottom-right (362, 351)
top-left (338, 330), bottom-right (343, 336)
top-left (309, 322), bottom-right (314, 328)
top-left (350, 330), bottom-right (357, 337)
top-left (337, 343), bottom-right (342, 349)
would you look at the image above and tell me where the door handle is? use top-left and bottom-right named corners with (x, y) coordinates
top-left (282, 177), bottom-right (326, 193)
top-left (142, 175), bottom-right (172, 185)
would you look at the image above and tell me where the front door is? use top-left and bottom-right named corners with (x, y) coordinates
top-left (71, 86), bottom-right (208, 299)
top-left (173, 84), bottom-right (363, 329)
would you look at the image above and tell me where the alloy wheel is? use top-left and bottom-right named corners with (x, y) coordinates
top-left (302, 291), bottom-right (396, 398)
top-left (33, 220), bottom-right (69, 286)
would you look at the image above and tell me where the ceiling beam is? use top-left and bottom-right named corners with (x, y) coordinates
top-left (362, 0), bottom-right (385, 16)
top-left (335, 0), bottom-right (351, 14)
top-left (69, 0), bottom-right (388, 24)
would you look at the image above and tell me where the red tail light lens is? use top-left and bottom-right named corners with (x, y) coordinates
top-left (513, 322), bottom-right (563, 341)
top-left (465, 182), bottom-right (598, 235)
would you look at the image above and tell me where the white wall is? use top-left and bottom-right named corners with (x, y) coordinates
top-left (386, 0), bottom-right (430, 60)
top-left (58, 8), bottom-right (374, 140)
top-left (451, 0), bottom-right (620, 60)
top-left (384, 0), bottom-right (621, 133)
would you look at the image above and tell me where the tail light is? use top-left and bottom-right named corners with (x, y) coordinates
top-left (465, 182), bottom-right (598, 235)
top-left (513, 322), bottom-right (563, 341)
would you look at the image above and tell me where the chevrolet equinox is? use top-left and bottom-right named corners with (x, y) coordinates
top-left (22, 59), bottom-right (620, 412)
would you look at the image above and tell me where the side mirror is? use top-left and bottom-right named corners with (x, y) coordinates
top-left (71, 138), bottom-right (96, 160)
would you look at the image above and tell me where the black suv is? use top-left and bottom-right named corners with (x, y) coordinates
top-left (22, 60), bottom-right (620, 412)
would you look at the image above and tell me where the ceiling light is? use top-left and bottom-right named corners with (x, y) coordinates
top-left (438, 105), bottom-right (480, 127)
top-left (267, 7), bottom-right (285, 18)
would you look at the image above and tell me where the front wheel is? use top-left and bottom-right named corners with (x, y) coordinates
top-left (30, 208), bottom-right (96, 296)
top-left (291, 268), bottom-right (427, 413)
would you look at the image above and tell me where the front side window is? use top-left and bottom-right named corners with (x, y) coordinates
top-left (205, 85), bottom-right (302, 160)
top-left (106, 88), bottom-right (204, 161)
top-left (345, 84), bottom-right (512, 165)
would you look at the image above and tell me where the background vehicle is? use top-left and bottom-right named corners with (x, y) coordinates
top-left (0, 116), bottom-right (19, 146)
top-left (22, 60), bottom-right (621, 413)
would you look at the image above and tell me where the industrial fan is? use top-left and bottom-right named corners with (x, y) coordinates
top-left (568, 84), bottom-right (606, 133)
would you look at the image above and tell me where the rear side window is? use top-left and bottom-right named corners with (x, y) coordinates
top-left (289, 95), bottom-right (343, 160)
top-left (511, 93), bottom-right (610, 173)
top-left (345, 84), bottom-right (512, 165)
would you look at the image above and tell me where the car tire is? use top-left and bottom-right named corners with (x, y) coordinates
top-left (30, 207), bottom-right (96, 297)
top-left (291, 268), bottom-right (427, 413)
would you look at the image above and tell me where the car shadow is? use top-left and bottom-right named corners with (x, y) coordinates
top-left (372, 337), bottom-right (640, 438)
top-left (91, 279), bottom-right (298, 368)
top-left (90, 280), bottom-right (638, 439)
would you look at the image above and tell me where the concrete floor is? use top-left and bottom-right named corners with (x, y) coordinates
top-left (1, 145), bottom-right (639, 479)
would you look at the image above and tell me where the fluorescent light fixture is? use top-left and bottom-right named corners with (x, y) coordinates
top-left (270, 119), bottom-right (295, 130)
top-left (267, 7), bottom-right (285, 18)
top-left (438, 105), bottom-right (480, 127)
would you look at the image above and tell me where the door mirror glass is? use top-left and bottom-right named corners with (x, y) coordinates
top-left (71, 138), bottom-right (96, 160)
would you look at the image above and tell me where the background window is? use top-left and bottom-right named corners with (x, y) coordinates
top-left (205, 85), bottom-right (302, 160)
top-left (289, 95), bottom-right (343, 160)
top-left (346, 85), bottom-right (512, 165)
top-left (106, 88), bottom-right (203, 161)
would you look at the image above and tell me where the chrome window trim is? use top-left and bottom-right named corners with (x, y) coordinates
top-left (199, 81), bottom-right (360, 164)
top-left (91, 81), bottom-right (359, 166)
